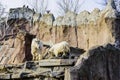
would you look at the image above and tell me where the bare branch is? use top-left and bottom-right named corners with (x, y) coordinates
top-left (27, 0), bottom-right (48, 14)
top-left (57, 0), bottom-right (81, 15)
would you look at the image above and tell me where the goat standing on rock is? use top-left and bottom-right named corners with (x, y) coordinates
top-left (31, 38), bottom-right (43, 61)
top-left (48, 41), bottom-right (70, 59)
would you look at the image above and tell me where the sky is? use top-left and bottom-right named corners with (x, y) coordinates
top-left (0, 0), bottom-right (107, 17)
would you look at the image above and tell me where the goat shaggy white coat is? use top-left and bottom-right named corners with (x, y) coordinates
top-left (48, 41), bottom-right (70, 57)
top-left (31, 38), bottom-right (43, 61)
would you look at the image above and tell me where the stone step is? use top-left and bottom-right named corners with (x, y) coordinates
top-left (39, 59), bottom-right (76, 67)
top-left (0, 73), bottom-right (11, 79)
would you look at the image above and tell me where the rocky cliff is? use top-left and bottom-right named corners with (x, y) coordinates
top-left (0, 0), bottom-right (120, 64)
top-left (0, 1), bottom-right (119, 80)
top-left (33, 6), bottom-right (117, 50)
top-left (0, 32), bottom-right (36, 64)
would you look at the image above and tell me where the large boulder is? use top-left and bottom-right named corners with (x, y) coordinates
top-left (65, 44), bottom-right (120, 80)
top-left (7, 6), bottom-right (35, 24)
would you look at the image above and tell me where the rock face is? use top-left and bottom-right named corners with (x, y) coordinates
top-left (65, 44), bottom-right (120, 80)
top-left (0, 32), bottom-right (35, 64)
top-left (7, 6), bottom-right (35, 25)
top-left (0, 0), bottom-right (119, 80)
top-left (35, 7), bottom-right (116, 50)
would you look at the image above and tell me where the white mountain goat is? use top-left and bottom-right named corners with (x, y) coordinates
top-left (31, 38), bottom-right (43, 61)
top-left (48, 41), bottom-right (70, 58)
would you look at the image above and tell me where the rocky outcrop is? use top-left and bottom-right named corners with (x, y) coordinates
top-left (0, 0), bottom-right (119, 65)
top-left (8, 6), bottom-right (34, 22)
top-left (0, 32), bottom-right (35, 64)
top-left (65, 44), bottom-right (120, 80)
top-left (0, 1), bottom-right (119, 80)
top-left (34, 7), bottom-right (116, 50)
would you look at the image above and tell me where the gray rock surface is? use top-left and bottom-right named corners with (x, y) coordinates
top-left (65, 44), bottom-right (120, 80)
top-left (7, 6), bottom-right (35, 22)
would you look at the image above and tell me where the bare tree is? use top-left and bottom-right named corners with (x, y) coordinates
top-left (27, 0), bottom-right (48, 14)
top-left (57, 0), bottom-right (83, 15)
